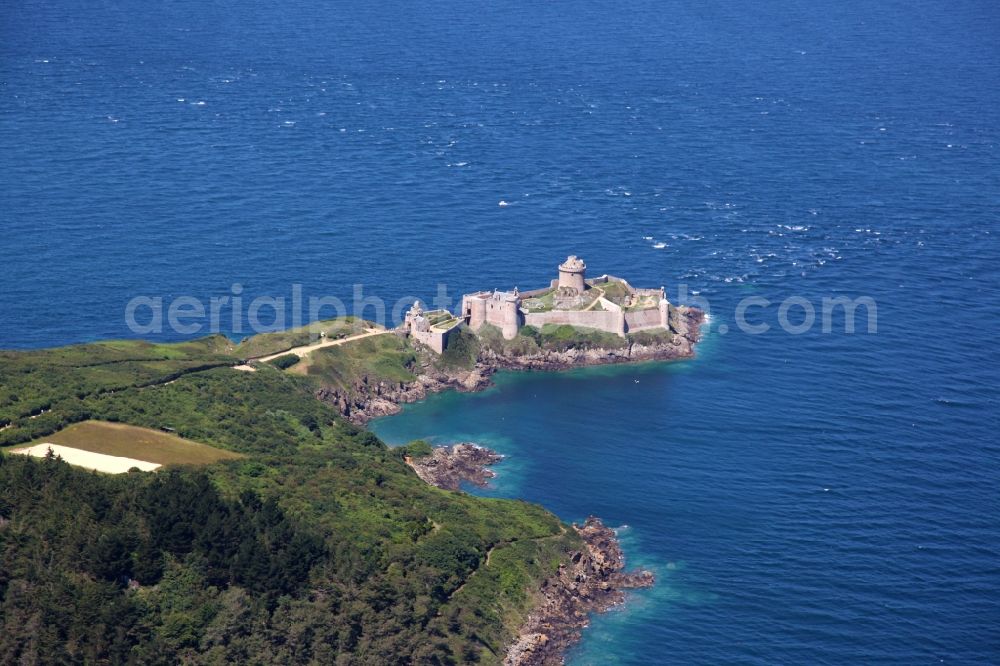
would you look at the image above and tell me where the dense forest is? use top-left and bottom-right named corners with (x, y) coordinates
top-left (0, 332), bottom-right (580, 664)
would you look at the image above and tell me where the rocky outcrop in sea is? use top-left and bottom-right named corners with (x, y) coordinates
top-left (405, 442), bottom-right (503, 491)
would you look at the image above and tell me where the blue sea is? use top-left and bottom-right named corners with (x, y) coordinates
top-left (2, 0), bottom-right (999, 662)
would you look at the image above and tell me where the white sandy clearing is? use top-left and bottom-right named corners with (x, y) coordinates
top-left (11, 443), bottom-right (161, 473)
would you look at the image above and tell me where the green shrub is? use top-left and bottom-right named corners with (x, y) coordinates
top-left (268, 354), bottom-right (301, 370)
top-left (438, 327), bottom-right (479, 370)
top-left (400, 439), bottom-right (434, 459)
top-left (627, 329), bottom-right (674, 346)
top-left (536, 324), bottom-right (627, 351)
top-left (477, 325), bottom-right (541, 356)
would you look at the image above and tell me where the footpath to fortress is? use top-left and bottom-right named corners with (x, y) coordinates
top-left (403, 256), bottom-right (676, 353)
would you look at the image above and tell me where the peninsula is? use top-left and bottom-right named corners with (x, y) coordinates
top-left (322, 256), bottom-right (705, 424)
top-left (0, 258), bottom-right (703, 665)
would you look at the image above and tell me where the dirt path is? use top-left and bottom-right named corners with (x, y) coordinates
top-left (581, 285), bottom-right (606, 311)
top-left (252, 327), bottom-right (390, 363)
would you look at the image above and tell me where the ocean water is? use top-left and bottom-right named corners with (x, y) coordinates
top-left (3, 0), bottom-right (1000, 662)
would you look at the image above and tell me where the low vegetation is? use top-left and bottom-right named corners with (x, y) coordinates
top-left (267, 353), bottom-right (301, 370)
top-left (0, 336), bottom-right (237, 448)
top-left (437, 327), bottom-right (480, 370)
top-left (596, 279), bottom-right (630, 305)
top-left (524, 324), bottom-right (628, 351)
top-left (233, 316), bottom-right (366, 359)
top-left (0, 329), bottom-right (581, 663)
top-left (475, 322), bottom-right (632, 355)
top-left (627, 328), bottom-right (676, 346)
top-left (305, 334), bottom-right (417, 391)
top-left (399, 439), bottom-right (434, 459)
top-left (475, 324), bottom-right (540, 356)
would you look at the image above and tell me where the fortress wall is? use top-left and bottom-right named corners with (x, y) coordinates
top-left (624, 308), bottom-right (664, 332)
top-left (518, 286), bottom-right (552, 298)
top-left (524, 310), bottom-right (624, 336)
top-left (412, 329), bottom-right (446, 354)
top-left (484, 301), bottom-right (509, 327)
top-left (598, 297), bottom-right (623, 313)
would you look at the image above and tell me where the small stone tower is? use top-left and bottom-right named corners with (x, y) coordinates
top-left (466, 295), bottom-right (487, 330)
top-left (500, 292), bottom-right (521, 340)
top-left (658, 286), bottom-right (672, 331)
top-left (404, 301), bottom-right (429, 333)
top-left (558, 255), bottom-right (587, 293)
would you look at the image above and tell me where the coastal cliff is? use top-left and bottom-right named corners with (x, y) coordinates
top-left (403, 443), bottom-right (657, 666)
top-left (318, 306), bottom-right (704, 425)
top-left (505, 517), bottom-right (655, 666)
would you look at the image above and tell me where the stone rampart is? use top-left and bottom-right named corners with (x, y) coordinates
top-left (524, 307), bottom-right (624, 337)
top-left (624, 308), bottom-right (663, 332)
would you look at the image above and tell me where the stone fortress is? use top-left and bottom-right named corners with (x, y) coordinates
top-left (402, 256), bottom-right (675, 353)
top-left (401, 301), bottom-right (463, 354)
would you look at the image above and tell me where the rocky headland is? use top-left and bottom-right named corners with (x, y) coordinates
top-left (505, 517), bottom-right (655, 666)
top-left (405, 442), bottom-right (503, 491)
top-left (405, 443), bottom-right (656, 666)
top-left (318, 307), bottom-right (701, 663)
top-left (318, 306), bottom-right (704, 425)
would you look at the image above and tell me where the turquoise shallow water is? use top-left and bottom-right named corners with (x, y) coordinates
top-left (4, 0), bottom-right (1000, 661)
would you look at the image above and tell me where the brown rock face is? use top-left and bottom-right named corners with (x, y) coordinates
top-left (504, 517), bottom-right (655, 666)
top-left (406, 443), bottom-right (504, 491)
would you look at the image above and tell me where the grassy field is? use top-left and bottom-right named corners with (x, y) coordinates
top-left (233, 316), bottom-right (367, 359)
top-left (530, 323), bottom-right (628, 350)
top-left (13, 420), bottom-right (243, 466)
top-left (305, 334), bottom-right (417, 390)
top-left (628, 327), bottom-right (676, 345)
top-left (596, 279), bottom-right (630, 305)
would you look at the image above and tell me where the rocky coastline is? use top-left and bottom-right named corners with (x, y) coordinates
top-left (318, 306), bottom-right (704, 425)
top-left (504, 517), bottom-right (655, 666)
top-left (318, 308), bottom-right (701, 663)
top-left (403, 443), bottom-right (656, 666)
top-left (405, 442), bottom-right (504, 491)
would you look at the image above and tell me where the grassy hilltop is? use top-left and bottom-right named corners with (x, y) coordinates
top-left (0, 326), bottom-right (580, 664)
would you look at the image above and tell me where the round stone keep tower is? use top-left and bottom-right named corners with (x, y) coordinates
top-left (501, 294), bottom-right (521, 340)
top-left (467, 296), bottom-right (487, 330)
top-left (558, 255), bottom-right (587, 293)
